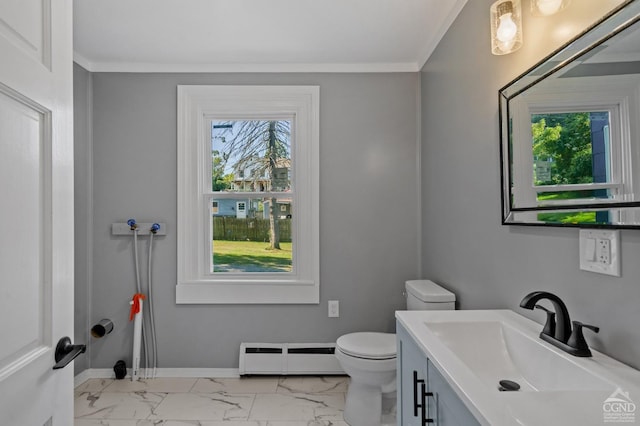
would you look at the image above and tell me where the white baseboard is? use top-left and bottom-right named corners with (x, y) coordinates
top-left (74, 369), bottom-right (95, 388)
top-left (74, 368), bottom-right (240, 388)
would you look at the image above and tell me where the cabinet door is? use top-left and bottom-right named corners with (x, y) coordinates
top-left (427, 359), bottom-right (481, 426)
top-left (397, 325), bottom-right (429, 426)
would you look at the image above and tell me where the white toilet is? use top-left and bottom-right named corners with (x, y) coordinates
top-left (335, 280), bottom-right (456, 426)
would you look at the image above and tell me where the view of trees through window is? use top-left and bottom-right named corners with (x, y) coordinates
top-left (532, 111), bottom-right (611, 202)
top-left (210, 120), bottom-right (293, 273)
top-left (531, 111), bottom-right (611, 224)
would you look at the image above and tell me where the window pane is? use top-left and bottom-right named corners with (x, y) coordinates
top-left (531, 112), bottom-right (610, 188)
top-left (211, 120), bottom-right (291, 193)
top-left (211, 198), bottom-right (293, 273)
top-left (536, 211), bottom-right (600, 224)
top-left (537, 189), bottom-right (615, 204)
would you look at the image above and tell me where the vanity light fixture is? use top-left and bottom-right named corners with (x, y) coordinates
top-left (531, 0), bottom-right (570, 16)
top-left (490, 0), bottom-right (523, 55)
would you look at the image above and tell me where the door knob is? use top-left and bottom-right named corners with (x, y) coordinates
top-left (52, 336), bottom-right (86, 370)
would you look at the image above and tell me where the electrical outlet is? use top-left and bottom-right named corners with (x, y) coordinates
top-left (579, 229), bottom-right (620, 276)
top-left (328, 300), bottom-right (339, 318)
top-left (597, 238), bottom-right (611, 264)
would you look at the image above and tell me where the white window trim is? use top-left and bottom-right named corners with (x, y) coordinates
top-left (511, 75), bottom-right (640, 209)
top-left (177, 85), bottom-right (319, 304)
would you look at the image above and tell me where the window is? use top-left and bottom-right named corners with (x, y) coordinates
top-left (211, 120), bottom-right (293, 266)
top-left (177, 86), bottom-right (319, 304)
top-left (510, 75), bottom-right (638, 214)
top-left (530, 110), bottom-right (620, 206)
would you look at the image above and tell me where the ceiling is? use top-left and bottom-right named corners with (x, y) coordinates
top-left (73, 0), bottom-right (467, 73)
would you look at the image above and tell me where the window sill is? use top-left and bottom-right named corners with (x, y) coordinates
top-left (176, 279), bottom-right (319, 304)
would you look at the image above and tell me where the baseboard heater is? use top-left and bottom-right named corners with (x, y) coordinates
top-left (239, 343), bottom-right (345, 375)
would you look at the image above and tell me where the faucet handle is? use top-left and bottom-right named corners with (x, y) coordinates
top-left (574, 321), bottom-right (599, 333)
top-left (567, 321), bottom-right (599, 357)
top-left (534, 305), bottom-right (556, 337)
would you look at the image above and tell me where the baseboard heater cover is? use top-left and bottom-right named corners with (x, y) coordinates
top-left (239, 343), bottom-right (345, 375)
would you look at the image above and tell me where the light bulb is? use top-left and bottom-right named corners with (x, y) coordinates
top-left (534, 0), bottom-right (564, 16)
top-left (496, 13), bottom-right (517, 43)
top-left (490, 0), bottom-right (522, 55)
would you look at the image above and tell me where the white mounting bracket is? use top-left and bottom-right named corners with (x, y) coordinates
top-left (111, 223), bottom-right (167, 236)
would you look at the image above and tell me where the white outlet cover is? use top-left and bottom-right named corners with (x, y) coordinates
top-left (328, 300), bottom-right (339, 318)
top-left (579, 229), bottom-right (620, 277)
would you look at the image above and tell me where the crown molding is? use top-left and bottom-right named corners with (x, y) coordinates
top-left (417, 0), bottom-right (469, 71)
top-left (72, 54), bottom-right (420, 73)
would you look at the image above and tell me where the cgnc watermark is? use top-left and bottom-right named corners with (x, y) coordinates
top-left (603, 388), bottom-right (636, 423)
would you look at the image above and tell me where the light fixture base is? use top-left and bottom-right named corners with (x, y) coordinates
top-left (497, 1), bottom-right (514, 17)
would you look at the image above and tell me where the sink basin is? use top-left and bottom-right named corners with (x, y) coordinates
top-left (424, 320), bottom-right (612, 392)
top-left (396, 309), bottom-right (640, 426)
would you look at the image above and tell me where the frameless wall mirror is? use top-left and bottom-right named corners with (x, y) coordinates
top-left (500, 0), bottom-right (640, 227)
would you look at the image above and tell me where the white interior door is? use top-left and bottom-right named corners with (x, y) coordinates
top-left (0, 0), bottom-right (75, 425)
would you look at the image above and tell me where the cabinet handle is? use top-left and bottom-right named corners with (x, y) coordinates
top-left (421, 382), bottom-right (435, 425)
top-left (413, 370), bottom-right (425, 417)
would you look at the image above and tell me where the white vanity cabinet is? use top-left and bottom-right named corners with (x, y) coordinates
top-left (397, 323), bottom-right (481, 426)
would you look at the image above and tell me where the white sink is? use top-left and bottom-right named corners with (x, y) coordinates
top-left (424, 320), bottom-right (612, 392)
top-left (396, 309), bottom-right (640, 426)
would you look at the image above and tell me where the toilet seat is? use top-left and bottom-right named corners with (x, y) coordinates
top-left (336, 332), bottom-right (396, 360)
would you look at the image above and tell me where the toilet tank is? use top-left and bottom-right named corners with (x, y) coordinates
top-left (405, 280), bottom-right (455, 311)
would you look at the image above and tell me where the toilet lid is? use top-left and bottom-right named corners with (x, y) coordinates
top-left (336, 332), bottom-right (397, 360)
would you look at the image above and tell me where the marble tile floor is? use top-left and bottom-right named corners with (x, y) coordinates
top-left (74, 376), bottom-right (350, 426)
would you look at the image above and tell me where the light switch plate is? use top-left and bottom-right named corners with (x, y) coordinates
top-left (579, 229), bottom-right (620, 276)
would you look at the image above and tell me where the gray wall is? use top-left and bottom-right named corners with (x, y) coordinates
top-left (420, 0), bottom-right (640, 369)
top-left (84, 72), bottom-right (420, 369)
top-left (73, 63), bottom-right (92, 374)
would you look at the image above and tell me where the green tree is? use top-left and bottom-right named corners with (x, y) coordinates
top-left (216, 120), bottom-right (291, 250)
top-left (532, 113), bottom-right (593, 185)
top-left (212, 150), bottom-right (232, 191)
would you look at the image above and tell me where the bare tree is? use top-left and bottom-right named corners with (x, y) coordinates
top-left (217, 120), bottom-right (291, 250)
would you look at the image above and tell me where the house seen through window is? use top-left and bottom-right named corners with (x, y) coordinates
top-left (210, 120), bottom-right (293, 273)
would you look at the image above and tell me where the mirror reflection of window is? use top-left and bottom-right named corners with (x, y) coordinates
top-left (508, 76), bottom-right (635, 212)
top-left (499, 1), bottom-right (640, 227)
top-left (531, 111), bottom-right (615, 205)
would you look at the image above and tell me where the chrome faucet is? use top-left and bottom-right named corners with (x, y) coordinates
top-left (520, 291), bottom-right (599, 357)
